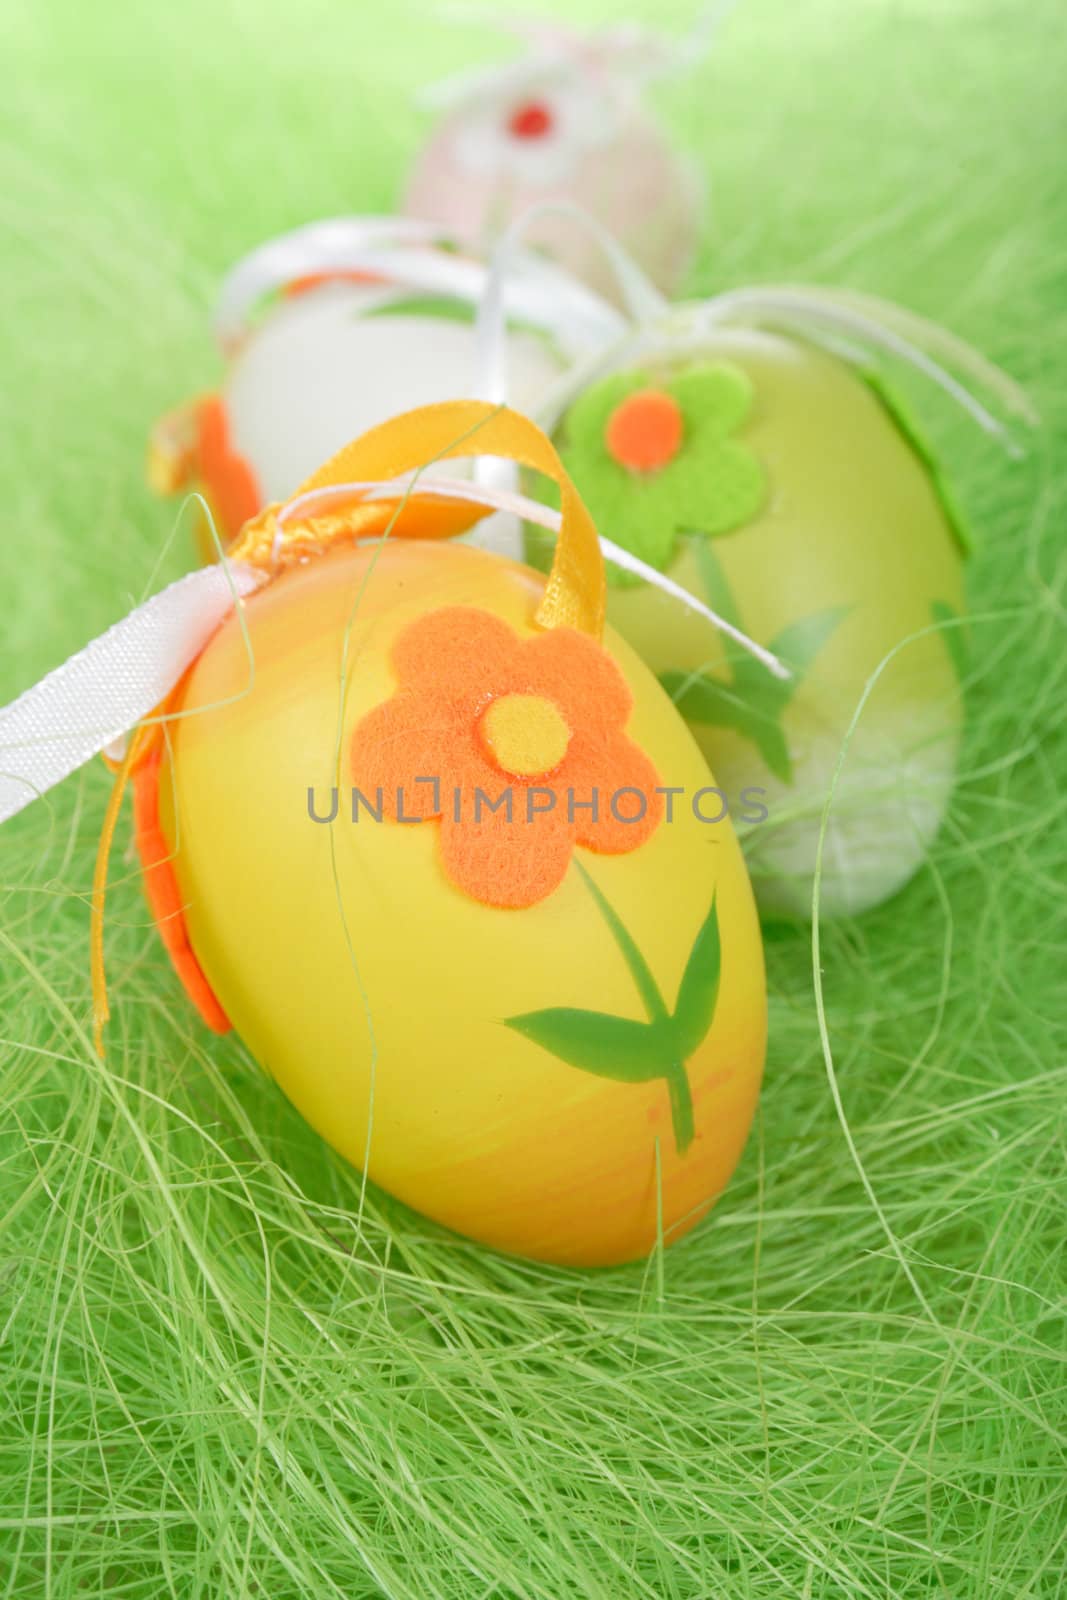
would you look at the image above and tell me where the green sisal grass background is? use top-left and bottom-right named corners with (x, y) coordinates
top-left (1, 0), bottom-right (1065, 1595)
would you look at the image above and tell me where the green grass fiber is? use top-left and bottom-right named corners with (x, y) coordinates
top-left (1, 0), bottom-right (1065, 1595)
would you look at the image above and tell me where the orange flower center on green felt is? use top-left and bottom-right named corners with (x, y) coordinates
top-left (604, 388), bottom-right (684, 475)
top-left (479, 693), bottom-right (572, 777)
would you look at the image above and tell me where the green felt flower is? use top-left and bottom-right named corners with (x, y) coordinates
top-left (557, 362), bottom-right (767, 581)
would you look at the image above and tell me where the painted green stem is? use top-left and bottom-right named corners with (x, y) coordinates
top-left (666, 1061), bottom-right (695, 1152)
top-left (575, 861), bottom-right (669, 1023)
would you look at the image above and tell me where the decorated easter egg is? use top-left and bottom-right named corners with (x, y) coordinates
top-left (149, 219), bottom-right (623, 557)
top-left (535, 326), bottom-right (971, 919)
top-left (132, 404), bottom-right (766, 1266)
top-left (403, 25), bottom-right (701, 302)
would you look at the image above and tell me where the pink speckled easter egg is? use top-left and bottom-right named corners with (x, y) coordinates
top-left (404, 85), bottom-right (700, 303)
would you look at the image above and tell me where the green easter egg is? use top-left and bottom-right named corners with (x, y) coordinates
top-left (541, 329), bottom-right (968, 918)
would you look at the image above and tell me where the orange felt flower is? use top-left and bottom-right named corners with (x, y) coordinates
top-left (350, 607), bottom-right (663, 908)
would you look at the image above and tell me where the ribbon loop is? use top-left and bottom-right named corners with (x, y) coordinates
top-left (229, 401), bottom-right (607, 637)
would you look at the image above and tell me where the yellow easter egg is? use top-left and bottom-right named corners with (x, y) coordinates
top-left (543, 329), bottom-right (969, 918)
top-left (139, 537), bottom-right (766, 1265)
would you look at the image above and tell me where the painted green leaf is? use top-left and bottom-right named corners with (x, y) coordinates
top-left (504, 876), bottom-right (726, 1156)
top-left (363, 295), bottom-right (545, 342)
top-left (690, 531), bottom-right (742, 627)
top-left (576, 860), bottom-right (668, 1023)
top-left (770, 605), bottom-right (851, 678)
top-left (660, 667), bottom-right (793, 782)
top-left (504, 1009), bottom-right (669, 1083)
top-left (660, 668), bottom-right (777, 727)
top-left (672, 893), bottom-right (722, 1057)
top-left (365, 294), bottom-right (477, 325)
top-left (662, 540), bottom-right (849, 783)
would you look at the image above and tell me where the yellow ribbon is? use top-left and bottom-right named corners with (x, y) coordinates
top-left (91, 721), bottom-right (159, 1055)
top-left (228, 400), bottom-right (606, 636)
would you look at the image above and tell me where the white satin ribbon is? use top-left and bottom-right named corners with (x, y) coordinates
top-left (213, 216), bottom-right (626, 364)
top-left (0, 563), bottom-right (265, 824)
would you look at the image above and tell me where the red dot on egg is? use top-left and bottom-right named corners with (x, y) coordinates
top-left (508, 100), bottom-right (554, 141)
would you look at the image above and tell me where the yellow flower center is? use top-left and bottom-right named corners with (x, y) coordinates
top-left (480, 693), bottom-right (572, 778)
